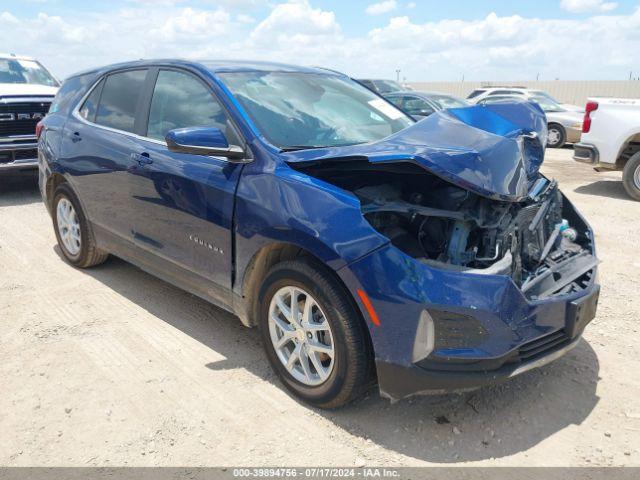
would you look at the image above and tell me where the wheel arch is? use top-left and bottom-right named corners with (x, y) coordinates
top-left (235, 242), bottom-right (374, 356)
top-left (615, 132), bottom-right (640, 169)
top-left (45, 172), bottom-right (67, 211)
top-left (547, 122), bottom-right (566, 135)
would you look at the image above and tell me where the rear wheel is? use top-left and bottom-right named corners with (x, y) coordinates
top-left (258, 259), bottom-right (373, 408)
top-left (52, 183), bottom-right (109, 267)
top-left (547, 124), bottom-right (566, 148)
top-left (622, 152), bottom-right (640, 201)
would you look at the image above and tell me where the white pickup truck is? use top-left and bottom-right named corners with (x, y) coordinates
top-left (0, 53), bottom-right (58, 175)
top-left (574, 97), bottom-right (640, 200)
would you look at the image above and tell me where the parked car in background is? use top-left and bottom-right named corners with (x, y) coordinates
top-left (477, 94), bottom-right (583, 148)
top-left (574, 98), bottom-right (640, 200)
top-left (39, 60), bottom-right (598, 408)
top-left (356, 78), bottom-right (408, 95)
top-left (0, 53), bottom-right (58, 175)
top-left (468, 86), bottom-right (584, 113)
top-left (385, 91), bottom-right (470, 119)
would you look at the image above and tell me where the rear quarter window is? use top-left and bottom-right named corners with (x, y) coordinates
top-left (49, 74), bottom-right (95, 115)
top-left (78, 79), bottom-right (104, 122)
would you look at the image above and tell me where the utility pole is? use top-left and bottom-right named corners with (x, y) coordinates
top-left (396, 69), bottom-right (401, 82)
top-left (536, 73), bottom-right (540, 81)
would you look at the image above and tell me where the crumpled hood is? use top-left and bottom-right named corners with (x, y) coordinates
top-left (283, 102), bottom-right (548, 202)
top-left (0, 83), bottom-right (58, 98)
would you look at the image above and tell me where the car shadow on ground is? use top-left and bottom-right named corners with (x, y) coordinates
top-left (0, 174), bottom-right (41, 207)
top-left (72, 253), bottom-right (601, 464)
top-left (574, 180), bottom-right (632, 201)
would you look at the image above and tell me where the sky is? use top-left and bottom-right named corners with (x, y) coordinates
top-left (1, 0), bottom-right (639, 81)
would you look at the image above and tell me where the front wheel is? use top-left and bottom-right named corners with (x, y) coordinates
top-left (258, 259), bottom-right (373, 408)
top-left (622, 152), bottom-right (640, 201)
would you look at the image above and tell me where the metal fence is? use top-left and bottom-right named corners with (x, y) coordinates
top-left (407, 81), bottom-right (640, 106)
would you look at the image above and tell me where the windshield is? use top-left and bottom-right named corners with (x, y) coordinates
top-left (219, 72), bottom-right (413, 150)
top-left (532, 91), bottom-right (561, 104)
top-left (529, 95), bottom-right (565, 112)
top-left (428, 94), bottom-right (469, 109)
top-left (0, 58), bottom-right (58, 86)
top-left (373, 80), bottom-right (404, 93)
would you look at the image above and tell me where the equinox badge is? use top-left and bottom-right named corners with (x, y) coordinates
top-left (189, 234), bottom-right (223, 254)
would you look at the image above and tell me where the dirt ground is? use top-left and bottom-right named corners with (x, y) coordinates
top-left (1, 147), bottom-right (639, 467)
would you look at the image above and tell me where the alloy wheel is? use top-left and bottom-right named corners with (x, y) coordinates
top-left (268, 286), bottom-right (335, 386)
top-left (56, 197), bottom-right (81, 255)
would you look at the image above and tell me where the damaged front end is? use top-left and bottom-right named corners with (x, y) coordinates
top-left (296, 159), bottom-right (596, 300)
top-left (285, 102), bottom-right (599, 399)
top-left (287, 103), bottom-right (597, 300)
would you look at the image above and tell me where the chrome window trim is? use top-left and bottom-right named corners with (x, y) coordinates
top-left (71, 69), bottom-right (250, 163)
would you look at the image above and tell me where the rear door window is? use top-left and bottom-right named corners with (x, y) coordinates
top-left (146, 69), bottom-right (230, 142)
top-left (94, 69), bottom-right (147, 133)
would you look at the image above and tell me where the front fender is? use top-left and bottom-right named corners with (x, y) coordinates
top-left (233, 161), bottom-right (388, 293)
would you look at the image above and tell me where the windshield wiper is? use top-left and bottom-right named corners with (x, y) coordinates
top-left (280, 145), bottom-right (327, 152)
top-left (281, 142), bottom-right (365, 152)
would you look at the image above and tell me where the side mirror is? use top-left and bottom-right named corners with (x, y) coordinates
top-left (165, 127), bottom-right (246, 161)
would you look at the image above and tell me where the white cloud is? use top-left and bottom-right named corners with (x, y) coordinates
top-left (0, 11), bottom-right (18, 23)
top-left (149, 7), bottom-right (231, 41)
top-left (250, 1), bottom-right (340, 46)
top-left (560, 0), bottom-right (618, 13)
top-left (366, 1), bottom-right (397, 16)
top-left (0, 2), bottom-right (639, 82)
top-left (237, 13), bottom-right (256, 24)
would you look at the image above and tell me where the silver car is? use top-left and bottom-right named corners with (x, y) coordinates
top-left (477, 94), bottom-right (583, 148)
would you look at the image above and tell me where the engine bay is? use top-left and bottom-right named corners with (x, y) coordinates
top-left (292, 160), bottom-right (597, 299)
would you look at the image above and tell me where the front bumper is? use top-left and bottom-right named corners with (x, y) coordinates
top-left (338, 196), bottom-right (599, 400)
top-left (0, 140), bottom-right (39, 173)
top-left (377, 335), bottom-right (582, 399)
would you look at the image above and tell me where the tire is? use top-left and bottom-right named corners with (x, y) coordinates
top-left (547, 124), bottom-right (566, 148)
top-left (52, 183), bottom-right (109, 268)
top-left (258, 259), bottom-right (373, 408)
top-left (622, 152), bottom-right (640, 201)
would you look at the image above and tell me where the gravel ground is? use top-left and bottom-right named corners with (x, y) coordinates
top-left (1, 147), bottom-right (639, 467)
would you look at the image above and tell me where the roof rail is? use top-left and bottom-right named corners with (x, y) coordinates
top-left (311, 66), bottom-right (346, 76)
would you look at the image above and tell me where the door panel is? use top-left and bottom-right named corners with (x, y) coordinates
top-left (60, 69), bottom-right (149, 244)
top-left (128, 142), bottom-right (242, 294)
top-left (127, 68), bottom-right (244, 304)
top-left (60, 114), bottom-right (136, 242)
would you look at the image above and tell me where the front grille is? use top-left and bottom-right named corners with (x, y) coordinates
top-left (0, 148), bottom-right (37, 164)
top-left (518, 330), bottom-right (570, 362)
top-left (0, 101), bottom-right (51, 138)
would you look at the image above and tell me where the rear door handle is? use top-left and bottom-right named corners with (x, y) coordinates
top-left (130, 152), bottom-right (153, 166)
top-left (71, 132), bottom-right (81, 143)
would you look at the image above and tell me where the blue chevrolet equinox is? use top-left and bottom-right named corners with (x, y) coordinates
top-left (38, 60), bottom-right (600, 408)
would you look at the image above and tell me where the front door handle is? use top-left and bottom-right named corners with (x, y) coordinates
top-left (130, 152), bottom-right (153, 166)
top-left (71, 132), bottom-right (82, 143)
